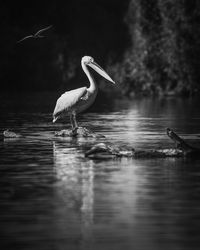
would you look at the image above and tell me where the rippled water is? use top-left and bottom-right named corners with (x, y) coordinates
top-left (1, 93), bottom-right (200, 250)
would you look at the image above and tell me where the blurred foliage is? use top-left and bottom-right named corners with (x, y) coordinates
top-left (110, 0), bottom-right (200, 97)
top-left (1, 0), bottom-right (200, 97)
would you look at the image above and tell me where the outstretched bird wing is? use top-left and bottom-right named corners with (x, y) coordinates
top-left (17, 35), bottom-right (33, 43)
top-left (35, 25), bottom-right (52, 36)
top-left (53, 87), bottom-right (87, 119)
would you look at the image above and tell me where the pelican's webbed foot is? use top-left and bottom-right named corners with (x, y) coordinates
top-left (71, 127), bottom-right (78, 137)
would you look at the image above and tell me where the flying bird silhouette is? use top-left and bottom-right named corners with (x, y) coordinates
top-left (17, 25), bottom-right (52, 43)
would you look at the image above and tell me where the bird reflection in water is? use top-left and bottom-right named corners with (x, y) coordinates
top-left (53, 141), bottom-right (94, 249)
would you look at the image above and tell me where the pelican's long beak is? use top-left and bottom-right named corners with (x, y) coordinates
top-left (88, 61), bottom-right (115, 84)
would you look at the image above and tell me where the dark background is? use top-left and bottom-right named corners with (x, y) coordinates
top-left (1, 0), bottom-right (200, 97)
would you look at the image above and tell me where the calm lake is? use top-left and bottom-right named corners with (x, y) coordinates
top-left (1, 92), bottom-right (200, 250)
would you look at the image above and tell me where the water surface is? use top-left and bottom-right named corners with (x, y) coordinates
top-left (1, 93), bottom-right (200, 250)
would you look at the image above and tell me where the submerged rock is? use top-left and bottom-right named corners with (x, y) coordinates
top-left (54, 127), bottom-right (105, 138)
top-left (85, 143), bottom-right (184, 159)
top-left (85, 128), bottom-right (200, 159)
top-left (3, 129), bottom-right (22, 138)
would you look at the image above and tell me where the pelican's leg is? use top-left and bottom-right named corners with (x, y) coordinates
top-left (70, 112), bottom-right (78, 136)
top-left (70, 114), bottom-right (75, 130)
top-left (72, 113), bottom-right (78, 129)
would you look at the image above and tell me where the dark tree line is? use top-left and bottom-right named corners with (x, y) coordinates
top-left (110, 0), bottom-right (200, 97)
top-left (1, 0), bottom-right (200, 97)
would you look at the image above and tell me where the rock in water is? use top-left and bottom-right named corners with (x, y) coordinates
top-left (3, 129), bottom-right (22, 138)
top-left (85, 128), bottom-right (200, 159)
top-left (55, 127), bottom-right (105, 138)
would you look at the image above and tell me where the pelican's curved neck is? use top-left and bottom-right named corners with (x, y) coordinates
top-left (81, 61), bottom-right (97, 93)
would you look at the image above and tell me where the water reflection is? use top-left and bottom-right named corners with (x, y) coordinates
top-left (53, 141), bottom-right (95, 249)
top-left (1, 94), bottom-right (200, 250)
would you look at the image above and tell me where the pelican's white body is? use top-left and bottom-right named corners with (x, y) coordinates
top-left (53, 86), bottom-right (97, 121)
top-left (53, 56), bottom-right (115, 127)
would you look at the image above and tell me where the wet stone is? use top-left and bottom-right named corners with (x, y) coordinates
top-left (3, 129), bottom-right (22, 138)
top-left (54, 127), bottom-right (105, 138)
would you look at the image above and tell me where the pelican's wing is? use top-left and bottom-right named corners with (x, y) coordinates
top-left (53, 87), bottom-right (87, 118)
top-left (35, 25), bottom-right (52, 36)
top-left (17, 35), bottom-right (33, 43)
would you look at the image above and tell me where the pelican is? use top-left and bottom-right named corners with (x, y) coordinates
top-left (53, 56), bottom-right (115, 132)
top-left (17, 25), bottom-right (52, 43)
